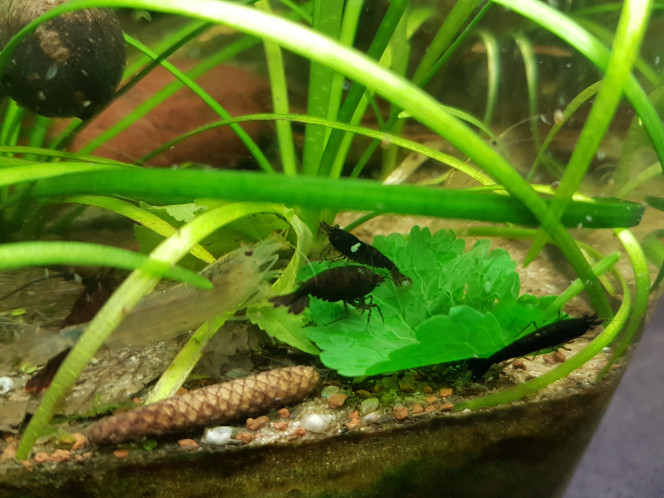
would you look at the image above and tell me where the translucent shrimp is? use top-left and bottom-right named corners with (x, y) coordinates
top-left (0, 237), bottom-right (286, 371)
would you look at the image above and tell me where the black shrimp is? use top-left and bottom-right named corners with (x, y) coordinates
top-left (319, 222), bottom-right (411, 285)
top-left (269, 265), bottom-right (385, 319)
top-left (466, 315), bottom-right (603, 378)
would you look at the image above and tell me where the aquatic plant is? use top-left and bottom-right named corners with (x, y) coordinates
top-left (0, 0), bottom-right (659, 459)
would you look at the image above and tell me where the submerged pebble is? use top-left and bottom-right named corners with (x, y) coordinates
top-left (0, 377), bottom-right (14, 395)
top-left (201, 426), bottom-right (233, 446)
top-left (363, 411), bottom-right (393, 425)
top-left (320, 385), bottom-right (342, 399)
top-left (360, 397), bottom-right (380, 415)
top-left (301, 413), bottom-right (334, 433)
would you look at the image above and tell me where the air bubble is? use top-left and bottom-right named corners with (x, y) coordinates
top-left (46, 65), bottom-right (58, 80)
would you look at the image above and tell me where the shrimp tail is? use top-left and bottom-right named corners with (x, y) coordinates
top-left (269, 293), bottom-right (309, 314)
top-left (389, 268), bottom-right (412, 287)
top-left (465, 357), bottom-right (493, 380)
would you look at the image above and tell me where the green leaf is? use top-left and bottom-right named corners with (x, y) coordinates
top-left (248, 305), bottom-right (319, 356)
top-left (0, 241), bottom-right (212, 289)
top-left (305, 226), bottom-right (559, 376)
top-left (645, 196), bottom-right (664, 212)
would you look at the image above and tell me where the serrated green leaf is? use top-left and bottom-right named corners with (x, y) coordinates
top-left (305, 226), bottom-right (560, 376)
top-left (248, 304), bottom-right (319, 355)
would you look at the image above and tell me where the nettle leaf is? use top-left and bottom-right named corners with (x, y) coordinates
top-left (305, 226), bottom-right (560, 377)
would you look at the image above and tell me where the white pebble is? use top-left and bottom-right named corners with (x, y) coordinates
top-left (0, 377), bottom-right (14, 395)
top-left (201, 426), bottom-right (233, 445)
top-left (301, 413), bottom-right (333, 433)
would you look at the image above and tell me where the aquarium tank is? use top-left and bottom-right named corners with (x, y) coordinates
top-left (0, 0), bottom-right (662, 496)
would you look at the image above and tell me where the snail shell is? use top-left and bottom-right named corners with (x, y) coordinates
top-left (0, 0), bottom-right (126, 119)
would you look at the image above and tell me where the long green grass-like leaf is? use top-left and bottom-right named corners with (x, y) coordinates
top-left (474, 30), bottom-right (500, 125)
top-left (277, 0), bottom-right (312, 24)
top-left (138, 113), bottom-right (494, 185)
top-left (354, 2), bottom-right (491, 177)
top-left (0, 100), bottom-right (23, 147)
top-left (24, 116), bottom-right (52, 159)
top-left (615, 162), bottom-right (662, 198)
top-left (0, 241), bottom-right (211, 288)
top-left (330, 1), bottom-right (377, 179)
top-left (15, 201), bottom-right (297, 459)
top-left (544, 252), bottom-right (621, 314)
top-left (524, 0), bottom-right (652, 265)
top-left (380, 5), bottom-right (411, 176)
top-left (257, 0), bottom-right (297, 175)
top-left (0, 145), bottom-right (133, 166)
top-left (317, 0), bottom-right (409, 178)
top-left (513, 33), bottom-right (540, 151)
top-left (301, 0), bottom-right (344, 176)
top-left (597, 229), bottom-right (650, 376)
top-left (146, 316), bottom-right (228, 402)
top-left (22, 168), bottom-right (645, 228)
top-left (411, 0), bottom-right (485, 85)
top-left (0, 162), bottom-right (128, 189)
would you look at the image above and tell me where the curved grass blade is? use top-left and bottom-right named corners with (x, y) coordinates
top-left (597, 229), bottom-right (650, 378)
top-left (61, 195), bottom-right (215, 263)
top-left (528, 82), bottom-right (602, 181)
top-left (300, 0), bottom-right (344, 176)
top-left (473, 30), bottom-right (500, 125)
top-left (513, 32), bottom-right (540, 152)
top-left (0, 241), bottom-right (211, 288)
top-left (257, 0), bottom-right (297, 175)
top-left (139, 113), bottom-right (494, 185)
top-left (0, 145), bottom-right (134, 166)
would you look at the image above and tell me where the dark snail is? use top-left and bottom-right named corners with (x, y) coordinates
top-left (0, 0), bottom-right (125, 119)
